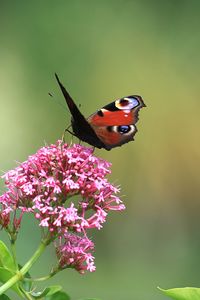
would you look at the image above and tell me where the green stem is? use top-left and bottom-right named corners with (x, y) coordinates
top-left (22, 289), bottom-right (34, 300)
top-left (0, 237), bottom-right (51, 296)
top-left (23, 268), bottom-right (59, 282)
top-left (20, 238), bottom-right (49, 275)
top-left (10, 240), bottom-right (18, 271)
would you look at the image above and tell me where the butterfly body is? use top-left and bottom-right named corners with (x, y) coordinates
top-left (55, 74), bottom-right (145, 150)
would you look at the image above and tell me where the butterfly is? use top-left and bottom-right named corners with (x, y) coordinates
top-left (55, 73), bottom-right (145, 150)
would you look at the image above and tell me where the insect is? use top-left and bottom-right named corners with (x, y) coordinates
top-left (55, 73), bottom-right (145, 150)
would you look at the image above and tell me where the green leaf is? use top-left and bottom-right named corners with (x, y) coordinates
top-left (0, 295), bottom-right (12, 300)
top-left (0, 241), bottom-right (16, 272)
top-left (45, 291), bottom-right (71, 300)
top-left (158, 286), bottom-right (200, 300)
top-left (0, 267), bottom-right (23, 297)
top-left (31, 285), bottom-right (62, 299)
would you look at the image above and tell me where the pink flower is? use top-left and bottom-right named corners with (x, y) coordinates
top-left (0, 141), bottom-right (125, 272)
top-left (56, 233), bottom-right (95, 274)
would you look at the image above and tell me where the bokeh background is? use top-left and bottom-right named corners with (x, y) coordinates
top-left (0, 1), bottom-right (200, 299)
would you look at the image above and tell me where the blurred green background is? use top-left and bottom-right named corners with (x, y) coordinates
top-left (0, 1), bottom-right (200, 299)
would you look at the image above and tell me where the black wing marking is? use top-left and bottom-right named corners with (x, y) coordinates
top-left (55, 73), bottom-right (105, 149)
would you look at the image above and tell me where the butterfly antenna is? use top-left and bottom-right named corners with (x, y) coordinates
top-left (48, 92), bottom-right (68, 112)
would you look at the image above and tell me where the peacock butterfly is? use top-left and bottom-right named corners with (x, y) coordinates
top-left (55, 73), bottom-right (145, 150)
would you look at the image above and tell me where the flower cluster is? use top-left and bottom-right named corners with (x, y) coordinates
top-left (0, 141), bottom-right (125, 273)
top-left (56, 233), bottom-right (95, 273)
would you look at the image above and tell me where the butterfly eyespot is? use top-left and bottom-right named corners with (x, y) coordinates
top-left (115, 97), bottom-right (139, 110)
top-left (107, 125), bottom-right (135, 135)
top-left (118, 125), bottom-right (131, 133)
top-left (127, 97), bottom-right (139, 108)
top-left (119, 99), bottom-right (129, 106)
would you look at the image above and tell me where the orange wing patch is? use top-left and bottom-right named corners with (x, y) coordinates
top-left (92, 127), bottom-right (122, 146)
top-left (88, 110), bottom-right (134, 126)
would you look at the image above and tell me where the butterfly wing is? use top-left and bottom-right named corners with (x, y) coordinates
top-left (87, 96), bottom-right (145, 149)
top-left (55, 74), bottom-right (145, 150)
top-left (55, 73), bottom-right (105, 149)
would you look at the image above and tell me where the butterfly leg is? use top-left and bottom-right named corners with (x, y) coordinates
top-left (62, 125), bottom-right (77, 143)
